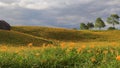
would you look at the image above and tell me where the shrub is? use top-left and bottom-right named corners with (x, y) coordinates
top-left (0, 20), bottom-right (11, 30)
top-left (108, 27), bottom-right (116, 30)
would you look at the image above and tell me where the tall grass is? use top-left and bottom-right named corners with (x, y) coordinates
top-left (0, 43), bottom-right (120, 68)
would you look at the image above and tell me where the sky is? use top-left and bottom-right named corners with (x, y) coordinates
top-left (0, 0), bottom-right (120, 28)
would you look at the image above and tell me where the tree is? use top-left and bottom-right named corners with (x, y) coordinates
top-left (107, 14), bottom-right (120, 28)
top-left (87, 22), bottom-right (94, 29)
top-left (0, 20), bottom-right (11, 30)
top-left (107, 27), bottom-right (116, 30)
top-left (80, 23), bottom-right (88, 30)
top-left (95, 17), bottom-right (106, 30)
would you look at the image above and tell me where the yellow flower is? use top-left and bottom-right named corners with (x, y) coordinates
top-left (81, 45), bottom-right (86, 49)
top-left (116, 56), bottom-right (120, 61)
top-left (0, 46), bottom-right (7, 52)
top-left (1, 46), bottom-right (7, 49)
top-left (69, 42), bottom-right (75, 48)
top-left (20, 46), bottom-right (24, 50)
top-left (111, 42), bottom-right (118, 46)
top-left (90, 45), bottom-right (95, 48)
top-left (28, 43), bottom-right (33, 47)
top-left (60, 43), bottom-right (65, 49)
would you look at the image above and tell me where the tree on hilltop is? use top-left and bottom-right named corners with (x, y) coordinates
top-left (87, 22), bottom-right (94, 29)
top-left (80, 23), bottom-right (88, 30)
top-left (107, 14), bottom-right (120, 28)
top-left (95, 17), bottom-right (106, 30)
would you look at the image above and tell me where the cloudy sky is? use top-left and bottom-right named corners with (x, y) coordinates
top-left (0, 0), bottom-right (120, 28)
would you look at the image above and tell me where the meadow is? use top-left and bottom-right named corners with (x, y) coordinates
top-left (0, 26), bottom-right (120, 68)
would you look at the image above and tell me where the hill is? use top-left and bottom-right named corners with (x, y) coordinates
top-left (0, 30), bottom-right (52, 46)
top-left (12, 26), bottom-right (113, 42)
top-left (12, 26), bottom-right (120, 42)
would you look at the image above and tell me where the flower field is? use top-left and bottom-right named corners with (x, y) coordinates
top-left (1, 27), bottom-right (120, 67)
top-left (0, 42), bottom-right (120, 68)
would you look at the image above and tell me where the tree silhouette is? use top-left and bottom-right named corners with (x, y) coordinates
top-left (87, 22), bottom-right (94, 29)
top-left (95, 17), bottom-right (106, 30)
top-left (80, 23), bottom-right (88, 30)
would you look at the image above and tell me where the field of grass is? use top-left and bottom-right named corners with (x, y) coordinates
top-left (12, 26), bottom-right (120, 42)
top-left (1, 26), bottom-right (120, 67)
top-left (12, 26), bottom-right (101, 42)
top-left (0, 29), bottom-right (52, 46)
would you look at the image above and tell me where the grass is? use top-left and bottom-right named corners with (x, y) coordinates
top-left (1, 26), bottom-right (120, 67)
top-left (0, 43), bottom-right (120, 68)
top-left (12, 26), bottom-right (101, 42)
top-left (0, 30), bottom-right (52, 46)
top-left (12, 26), bottom-right (120, 42)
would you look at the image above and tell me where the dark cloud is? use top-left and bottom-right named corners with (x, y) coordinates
top-left (0, 0), bottom-right (120, 28)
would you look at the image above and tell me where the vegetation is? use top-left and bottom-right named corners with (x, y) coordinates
top-left (0, 30), bottom-right (52, 46)
top-left (1, 26), bottom-right (120, 67)
top-left (79, 14), bottom-right (120, 30)
top-left (0, 20), bottom-right (11, 30)
top-left (108, 27), bottom-right (116, 30)
top-left (80, 23), bottom-right (88, 30)
top-left (107, 14), bottom-right (120, 28)
top-left (80, 22), bottom-right (94, 30)
top-left (95, 17), bottom-right (106, 30)
top-left (0, 13), bottom-right (120, 68)
top-left (0, 42), bottom-right (120, 68)
top-left (12, 26), bottom-right (102, 42)
top-left (11, 26), bottom-right (120, 42)
top-left (87, 22), bottom-right (94, 29)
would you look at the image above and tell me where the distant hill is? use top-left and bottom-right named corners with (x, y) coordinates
top-left (1, 26), bottom-right (120, 46)
top-left (0, 30), bottom-right (52, 46)
top-left (12, 26), bottom-right (120, 42)
top-left (12, 26), bottom-right (102, 42)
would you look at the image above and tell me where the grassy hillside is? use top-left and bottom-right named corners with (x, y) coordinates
top-left (12, 26), bottom-right (103, 42)
top-left (1, 26), bottom-right (120, 68)
top-left (12, 26), bottom-right (120, 42)
top-left (0, 30), bottom-right (52, 46)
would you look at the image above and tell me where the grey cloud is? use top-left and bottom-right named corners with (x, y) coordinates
top-left (0, 0), bottom-right (120, 28)
top-left (0, 0), bottom-right (16, 3)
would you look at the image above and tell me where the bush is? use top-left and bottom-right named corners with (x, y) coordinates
top-left (108, 27), bottom-right (116, 30)
top-left (0, 20), bottom-right (11, 30)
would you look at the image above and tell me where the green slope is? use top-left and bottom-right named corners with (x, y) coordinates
top-left (12, 26), bottom-right (102, 42)
top-left (0, 30), bottom-right (52, 46)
